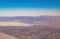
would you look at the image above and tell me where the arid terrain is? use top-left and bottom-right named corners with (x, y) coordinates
top-left (0, 26), bottom-right (60, 39)
top-left (0, 16), bottom-right (60, 27)
top-left (0, 16), bottom-right (60, 39)
top-left (0, 32), bottom-right (18, 39)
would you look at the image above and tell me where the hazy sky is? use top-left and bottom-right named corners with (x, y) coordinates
top-left (0, 0), bottom-right (60, 16)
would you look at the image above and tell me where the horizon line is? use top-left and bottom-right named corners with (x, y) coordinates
top-left (0, 15), bottom-right (60, 17)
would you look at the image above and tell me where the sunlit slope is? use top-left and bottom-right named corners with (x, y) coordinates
top-left (0, 32), bottom-right (18, 39)
top-left (0, 22), bottom-right (34, 26)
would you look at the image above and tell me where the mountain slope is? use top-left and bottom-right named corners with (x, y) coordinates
top-left (0, 32), bottom-right (18, 39)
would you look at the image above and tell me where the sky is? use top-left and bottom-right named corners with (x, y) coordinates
top-left (0, 0), bottom-right (60, 16)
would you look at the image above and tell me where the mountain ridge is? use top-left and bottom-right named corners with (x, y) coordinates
top-left (0, 16), bottom-right (60, 28)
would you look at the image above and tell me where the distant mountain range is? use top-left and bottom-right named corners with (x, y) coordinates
top-left (0, 16), bottom-right (60, 28)
top-left (0, 16), bottom-right (60, 39)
